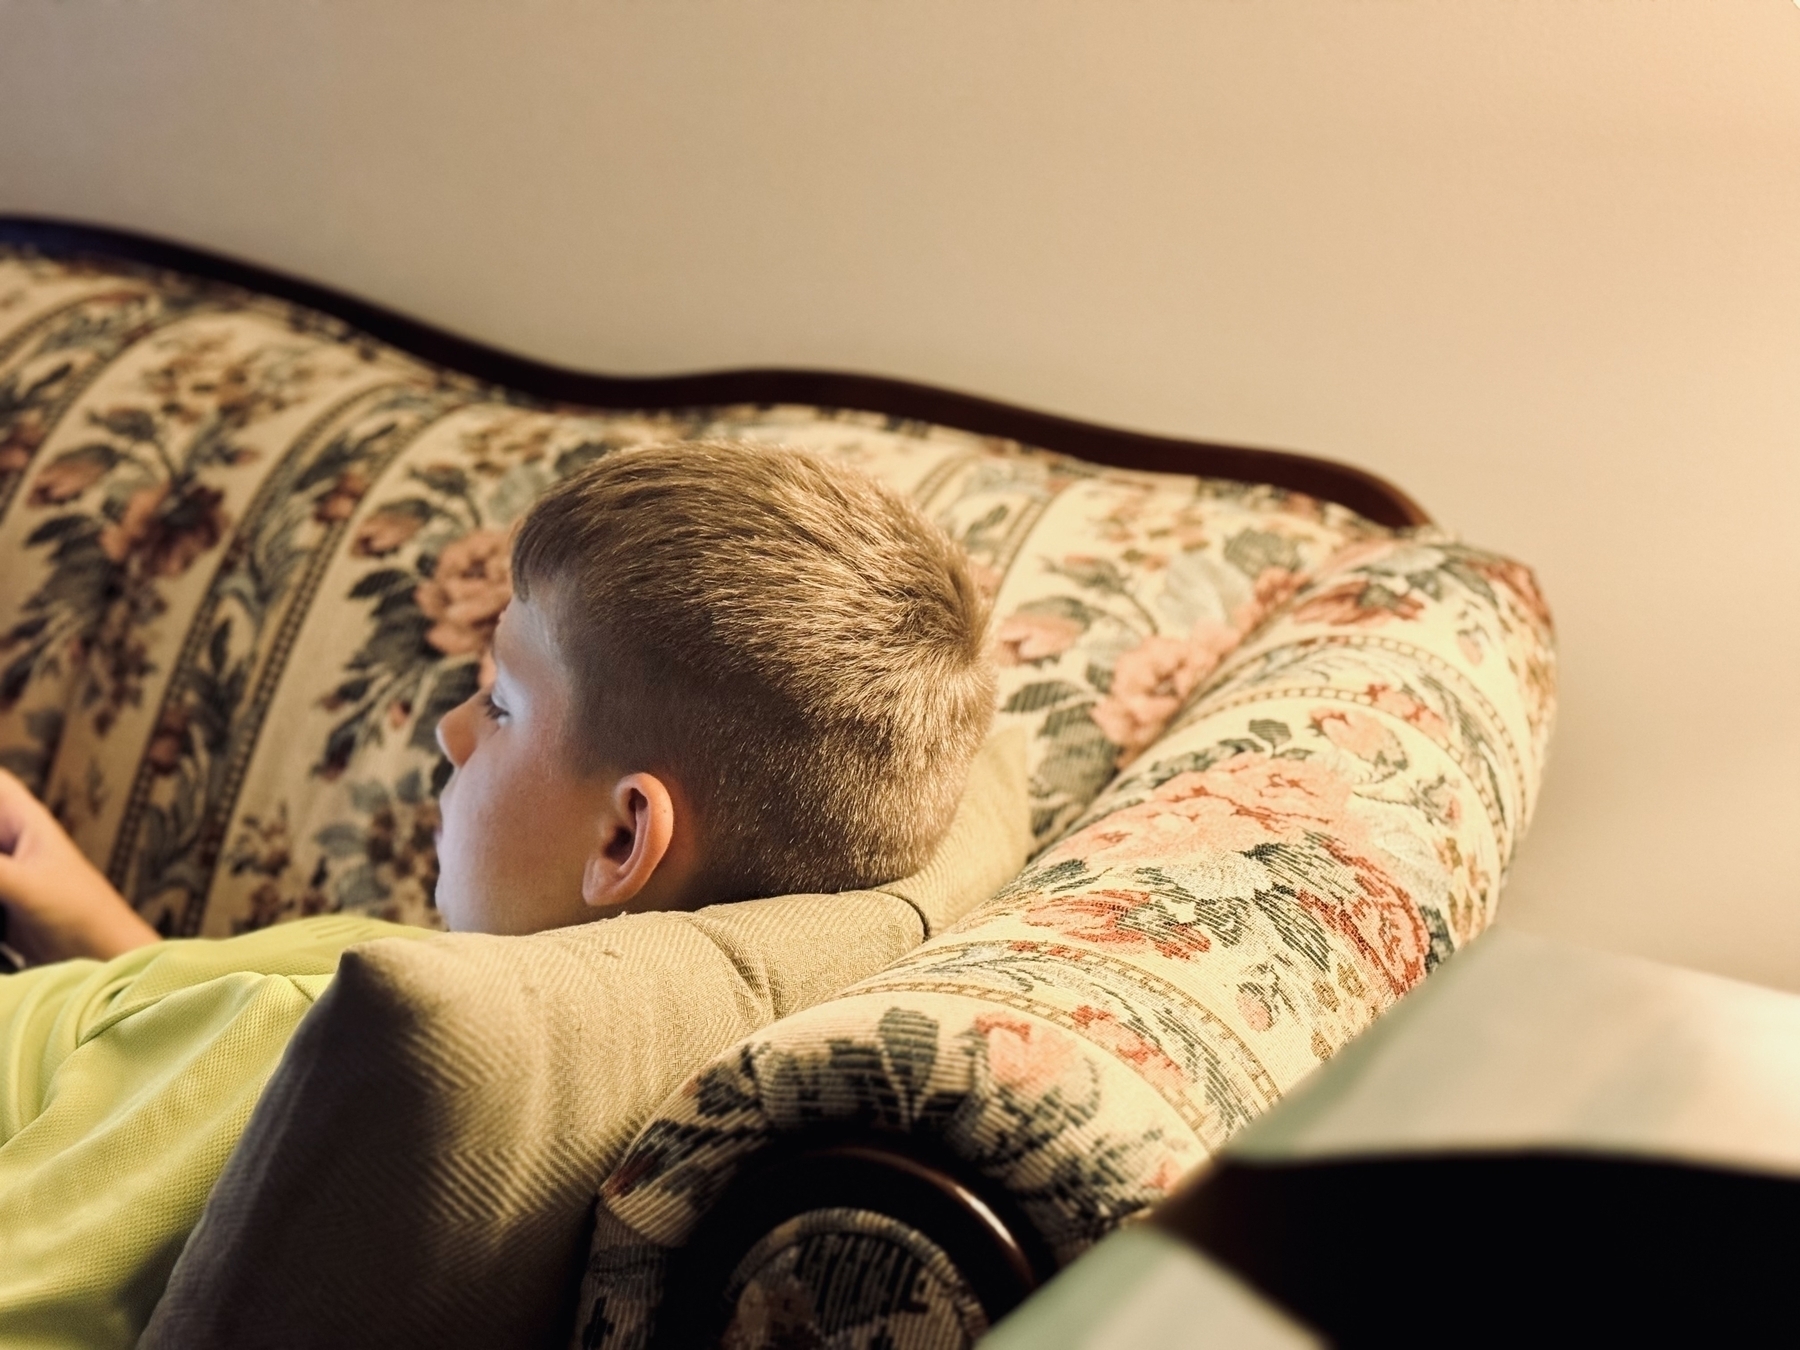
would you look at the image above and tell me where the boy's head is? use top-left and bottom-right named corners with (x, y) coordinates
top-left (433, 440), bottom-right (996, 935)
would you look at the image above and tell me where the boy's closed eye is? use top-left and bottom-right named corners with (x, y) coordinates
top-left (481, 690), bottom-right (508, 723)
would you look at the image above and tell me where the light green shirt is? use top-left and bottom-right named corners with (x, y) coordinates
top-left (0, 914), bottom-right (423, 1349)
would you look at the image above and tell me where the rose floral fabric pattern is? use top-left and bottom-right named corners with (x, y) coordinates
top-left (1, 250), bottom-right (1388, 936)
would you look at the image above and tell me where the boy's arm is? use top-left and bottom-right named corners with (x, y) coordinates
top-left (0, 770), bottom-right (160, 965)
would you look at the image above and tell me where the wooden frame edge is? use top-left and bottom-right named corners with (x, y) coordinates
top-left (0, 216), bottom-right (1430, 528)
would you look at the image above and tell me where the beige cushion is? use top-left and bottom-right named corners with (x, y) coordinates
top-left (141, 727), bottom-right (1029, 1350)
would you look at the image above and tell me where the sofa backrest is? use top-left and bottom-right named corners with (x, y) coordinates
top-left (1, 243), bottom-right (1401, 940)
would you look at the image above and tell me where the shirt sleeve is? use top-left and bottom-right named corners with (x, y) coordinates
top-left (0, 913), bottom-right (424, 1350)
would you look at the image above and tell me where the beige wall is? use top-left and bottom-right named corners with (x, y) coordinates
top-left (4, 1), bottom-right (1797, 988)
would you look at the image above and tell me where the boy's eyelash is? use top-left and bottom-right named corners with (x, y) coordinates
top-left (481, 691), bottom-right (507, 721)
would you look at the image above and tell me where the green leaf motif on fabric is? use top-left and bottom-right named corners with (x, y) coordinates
top-left (90, 406), bottom-right (159, 444)
top-left (315, 823), bottom-right (366, 858)
top-left (1029, 703), bottom-right (1118, 839)
top-left (347, 780), bottom-right (390, 815)
top-left (29, 443), bottom-right (121, 504)
top-left (1000, 680), bottom-right (1084, 715)
top-left (876, 1007), bottom-right (940, 1116)
top-left (1247, 718), bottom-right (1290, 748)
top-left (1222, 528), bottom-right (1302, 579)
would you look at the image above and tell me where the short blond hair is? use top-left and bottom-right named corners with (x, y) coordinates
top-left (512, 440), bottom-right (995, 902)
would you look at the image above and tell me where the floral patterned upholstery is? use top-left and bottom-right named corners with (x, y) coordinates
top-left (0, 249), bottom-right (1388, 939)
top-left (0, 248), bottom-right (1554, 1349)
top-left (574, 539), bottom-right (1553, 1346)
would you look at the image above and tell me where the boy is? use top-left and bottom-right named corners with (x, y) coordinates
top-left (0, 441), bottom-right (996, 1340)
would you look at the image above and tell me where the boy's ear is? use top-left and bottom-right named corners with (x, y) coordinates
top-left (580, 772), bottom-right (679, 914)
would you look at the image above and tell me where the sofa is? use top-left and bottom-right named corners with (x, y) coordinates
top-left (0, 219), bottom-right (1554, 1347)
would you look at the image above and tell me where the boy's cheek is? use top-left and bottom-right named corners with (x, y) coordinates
top-left (431, 795), bottom-right (481, 928)
top-left (433, 841), bottom-right (492, 933)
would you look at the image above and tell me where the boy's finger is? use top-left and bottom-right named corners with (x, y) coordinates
top-left (0, 849), bottom-right (31, 907)
top-left (0, 768), bottom-right (43, 810)
top-left (0, 769), bottom-right (59, 840)
top-left (0, 770), bottom-right (42, 852)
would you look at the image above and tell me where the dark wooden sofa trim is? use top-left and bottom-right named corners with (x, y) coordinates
top-left (0, 217), bottom-right (1429, 529)
top-left (650, 1132), bottom-right (1057, 1347)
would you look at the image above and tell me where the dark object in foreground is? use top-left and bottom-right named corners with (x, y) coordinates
top-left (1157, 1151), bottom-right (1800, 1345)
top-left (984, 932), bottom-right (1800, 1349)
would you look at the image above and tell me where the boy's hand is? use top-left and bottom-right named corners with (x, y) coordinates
top-left (0, 769), bottom-right (160, 965)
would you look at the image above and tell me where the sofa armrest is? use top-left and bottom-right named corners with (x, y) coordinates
top-left (577, 530), bottom-right (1555, 1349)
